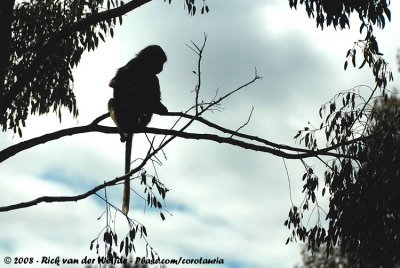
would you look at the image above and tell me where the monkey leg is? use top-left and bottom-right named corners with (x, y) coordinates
top-left (122, 133), bottom-right (133, 214)
top-left (108, 98), bottom-right (128, 142)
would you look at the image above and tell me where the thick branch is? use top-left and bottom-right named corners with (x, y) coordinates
top-left (0, 0), bottom-right (152, 117)
top-left (169, 112), bottom-right (312, 152)
top-left (0, 113), bottom-right (116, 163)
top-left (0, 113), bottom-right (359, 165)
top-left (145, 127), bottom-right (353, 159)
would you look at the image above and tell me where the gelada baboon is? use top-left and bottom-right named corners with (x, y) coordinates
top-left (108, 45), bottom-right (168, 214)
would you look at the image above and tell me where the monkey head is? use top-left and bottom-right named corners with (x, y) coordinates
top-left (136, 45), bottom-right (167, 74)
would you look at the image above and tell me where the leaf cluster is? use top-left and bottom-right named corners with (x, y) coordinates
top-left (141, 171), bottom-right (169, 221)
top-left (344, 39), bottom-right (393, 89)
top-left (289, 0), bottom-right (393, 97)
top-left (288, 0), bottom-right (390, 31)
top-left (90, 223), bottom-right (150, 263)
top-left (2, 0), bottom-right (123, 136)
top-left (88, 167), bottom-right (170, 262)
top-left (173, 0), bottom-right (209, 16)
top-left (284, 164), bottom-right (326, 251)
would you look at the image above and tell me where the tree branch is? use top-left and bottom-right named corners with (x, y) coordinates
top-left (0, 113), bottom-right (116, 163)
top-left (167, 112), bottom-right (367, 158)
top-left (0, 166), bottom-right (139, 212)
top-left (145, 127), bottom-right (354, 159)
top-left (0, 110), bottom-right (363, 166)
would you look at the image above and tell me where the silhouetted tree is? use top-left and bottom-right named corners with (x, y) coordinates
top-left (284, 1), bottom-right (400, 266)
top-left (286, 77), bottom-right (399, 266)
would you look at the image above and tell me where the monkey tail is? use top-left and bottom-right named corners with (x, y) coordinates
top-left (122, 133), bottom-right (133, 214)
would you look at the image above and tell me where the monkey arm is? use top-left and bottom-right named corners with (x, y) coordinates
top-left (153, 102), bottom-right (168, 115)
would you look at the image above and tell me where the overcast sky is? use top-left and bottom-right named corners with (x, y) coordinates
top-left (1, 1), bottom-right (400, 267)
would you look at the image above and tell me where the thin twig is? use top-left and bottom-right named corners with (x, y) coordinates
top-left (231, 106), bottom-right (254, 138)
